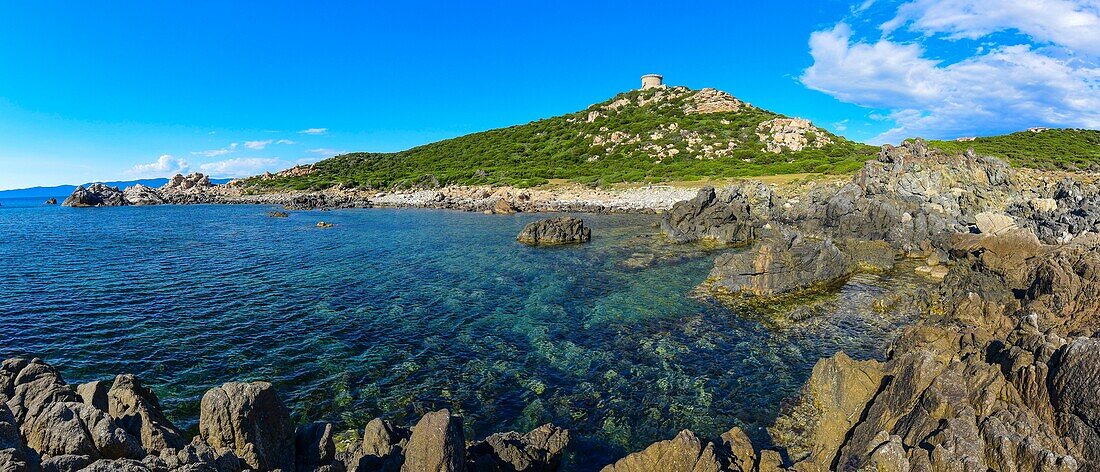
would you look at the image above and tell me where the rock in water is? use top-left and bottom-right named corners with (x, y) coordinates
top-left (44, 198), bottom-right (57, 205)
top-left (401, 409), bottom-right (464, 472)
top-left (267, 210), bottom-right (289, 218)
top-left (661, 186), bottom-right (755, 245)
top-left (517, 217), bottom-right (591, 245)
top-left (198, 381), bottom-right (294, 471)
top-left (62, 183), bottom-right (127, 207)
top-left (466, 423), bottom-right (570, 472)
top-left (702, 227), bottom-right (853, 299)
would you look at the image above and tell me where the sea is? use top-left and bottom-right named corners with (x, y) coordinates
top-left (0, 196), bottom-right (923, 470)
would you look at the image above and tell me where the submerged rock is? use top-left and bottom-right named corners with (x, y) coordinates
top-left (62, 183), bottom-right (127, 207)
top-left (660, 186), bottom-right (755, 245)
top-left (267, 210), bottom-right (289, 218)
top-left (517, 217), bottom-right (591, 245)
top-left (702, 227), bottom-right (852, 299)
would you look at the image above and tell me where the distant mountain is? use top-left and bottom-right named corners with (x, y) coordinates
top-left (0, 177), bottom-right (231, 199)
top-left (246, 84), bottom-right (876, 191)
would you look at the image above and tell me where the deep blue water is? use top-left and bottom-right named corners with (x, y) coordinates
top-left (0, 198), bottom-right (922, 470)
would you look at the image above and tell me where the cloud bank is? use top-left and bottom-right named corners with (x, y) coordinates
top-left (803, 0), bottom-right (1100, 143)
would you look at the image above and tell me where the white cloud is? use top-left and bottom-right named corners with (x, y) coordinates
top-left (244, 139), bottom-right (273, 150)
top-left (298, 128), bottom-right (328, 135)
top-left (802, 2), bottom-right (1100, 143)
top-left (198, 158), bottom-right (284, 178)
top-left (276, 139), bottom-right (296, 145)
top-left (127, 154), bottom-right (189, 177)
top-left (883, 0), bottom-right (1100, 56)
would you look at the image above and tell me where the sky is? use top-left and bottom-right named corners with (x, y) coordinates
top-left (1, 1), bottom-right (1098, 190)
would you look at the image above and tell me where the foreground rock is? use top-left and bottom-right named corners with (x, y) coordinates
top-left (661, 186), bottom-right (755, 245)
top-left (701, 227), bottom-right (852, 299)
top-left (517, 217), bottom-right (592, 245)
top-left (62, 183), bottom-right (126, 207)
top-left (1, 357), bottom-right (570, 472)
top-left (199, 381), bottom-right (294, 471)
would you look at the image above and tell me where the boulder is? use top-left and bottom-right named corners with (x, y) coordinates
top-left (76, 381), bottom-right (109, 412)
top-left (516, 217), bottom-right (591, 245)
top-left (660, 187), bottom-right (755, 245)
top-left (702, 228), bottom-right (852, 299)
top-left (974, 212), bottom-right (1017, 235)
top-left (466, 423), bottom-right (570, 472)
top-left (21, 401), bottom-right (143, 460)
top-left (45, 198), bottom-right (57, 205)
top-left (599, 430), bottom-right (723, 472)
top-left (62, 184), bottom-right (126, 207)
top-left (106, 375), bottom-right (185, 453)
top-left (198, 382), bottom-right (294, 472)
top-left (400, 409), bottom-right (464, 472)
top-left (41, 454), bottom-right (93, 472)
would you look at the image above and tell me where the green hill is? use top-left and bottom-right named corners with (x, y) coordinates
top-left (247, 86), bottom-right (877, 191)
top-left (929, 129), bottom-right (1100, 172)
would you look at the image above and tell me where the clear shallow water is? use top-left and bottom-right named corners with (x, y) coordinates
top-left (0, 199), bottom-right (923, 470)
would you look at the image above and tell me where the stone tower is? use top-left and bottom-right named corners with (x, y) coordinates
top-left (641, 74), bottom-right (664, 90)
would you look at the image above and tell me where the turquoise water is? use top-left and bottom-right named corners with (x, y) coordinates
top-left (0, 198), bottom-right (921, 469)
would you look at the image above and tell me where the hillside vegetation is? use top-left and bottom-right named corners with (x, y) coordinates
top-left (930, 129), bottom-right (1100, 172)
top-left (248, 86), bottom-right (877, 190)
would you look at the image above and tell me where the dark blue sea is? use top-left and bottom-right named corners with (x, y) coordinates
top-left (0, 196), bottom-right (922, 470)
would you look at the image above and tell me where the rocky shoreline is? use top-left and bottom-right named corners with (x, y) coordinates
top-left (60, 173), bottom-right (699, 214)
top-left (29, 140), bottom-right (1100, 471)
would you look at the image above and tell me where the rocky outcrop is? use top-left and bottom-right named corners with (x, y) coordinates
top-left (198, 382), bottom-right (294, 472)
top-left (122, 185), bottom-right (165, 206)
top-left (755, 118), bottom-right (831, 153)
top-left (517, 217), bottom-right (592, 245)
top-left (62, 184), bottom-right (126, 207)
top-left (162, 174), bottom-right (213, 192)
top-left (661, 187), bottom-right (755, 245)
top-left (466, 424), bottom-right (570, 472)
top-left (701, 227), bottom-right (852, 299)
top-left (45, 198), bottom-right (57, 205)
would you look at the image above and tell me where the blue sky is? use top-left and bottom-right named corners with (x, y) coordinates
top-left (1, 1), bottom-right (1098, 190)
